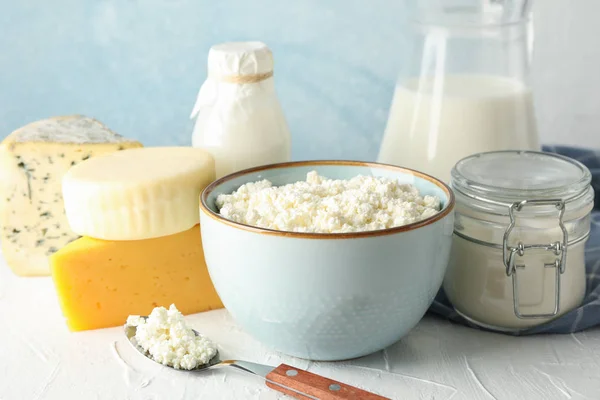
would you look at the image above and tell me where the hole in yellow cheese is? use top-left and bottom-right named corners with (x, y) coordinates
top-left (50, 224), bottom-right (223, 331)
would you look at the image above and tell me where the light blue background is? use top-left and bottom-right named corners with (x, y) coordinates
top-left (0, 0), bottom-right (408, 161)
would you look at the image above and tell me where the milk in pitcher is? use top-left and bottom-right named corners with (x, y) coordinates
top-left (378, 74), bottom-right (539, 183)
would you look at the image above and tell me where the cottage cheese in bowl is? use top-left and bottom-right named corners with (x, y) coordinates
top-left (216, 171), bottom-right (441, 233)
top-left (199, 161), bottom-right (454, 361)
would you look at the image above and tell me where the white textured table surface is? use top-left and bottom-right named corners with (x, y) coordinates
top-left (2, 261), bottom-right (600, 400)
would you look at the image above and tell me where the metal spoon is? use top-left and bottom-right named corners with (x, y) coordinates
top-left (124, 317), bottom-right (389, 399)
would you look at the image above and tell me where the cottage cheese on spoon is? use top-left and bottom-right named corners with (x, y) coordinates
top-left (127, 305), bottom-right (217, 370)
top-left (216, 171), bottom-right (440, 233)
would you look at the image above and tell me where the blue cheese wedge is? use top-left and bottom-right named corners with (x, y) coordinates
top-left (0, 115), bottom-right (143, 276)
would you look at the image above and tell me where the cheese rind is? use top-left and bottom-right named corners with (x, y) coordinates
top-left (50, 225), bottom-right (223, 331)
top-left (62, 147), bottom-right (215, 240)
top-left (8, 115), bottom-right (137, 144)
top-left (0, 116), bottom-right (142, 276)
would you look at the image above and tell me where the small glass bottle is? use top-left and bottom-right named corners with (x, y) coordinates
top-left (445, 151), bottom-right (594, 331)
top-left (378, 0), bottom-right (539, 183)
top-left (191, 41), bottom-right (291, 179)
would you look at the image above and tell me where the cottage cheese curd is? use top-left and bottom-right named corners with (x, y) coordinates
top-left (127, 305), bottom-right (217, 370)
top-left (216, 171), bottom-right (441, 233)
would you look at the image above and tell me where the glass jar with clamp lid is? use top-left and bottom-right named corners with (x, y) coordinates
top-left (444, 150), bottom-right (594, 331)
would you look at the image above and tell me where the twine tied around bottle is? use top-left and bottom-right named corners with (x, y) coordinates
top-left (211, 70), bottom-right (274, 84)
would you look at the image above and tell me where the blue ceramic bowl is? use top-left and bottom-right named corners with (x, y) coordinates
top-left (200, 161), bottom-right (454, 361)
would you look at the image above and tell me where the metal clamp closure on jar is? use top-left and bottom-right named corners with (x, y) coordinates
top-left (502, 199), bottom-right (567, 320)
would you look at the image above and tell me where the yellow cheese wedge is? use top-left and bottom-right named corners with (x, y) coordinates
top-left (50, 225), bottom-right (223, 331)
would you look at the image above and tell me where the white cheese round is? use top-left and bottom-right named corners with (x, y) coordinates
top-left (62, 147), bottom-right (215, 240)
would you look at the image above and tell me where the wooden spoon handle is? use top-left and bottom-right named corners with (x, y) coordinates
top-left (265, 363), bottom-right (390, 399)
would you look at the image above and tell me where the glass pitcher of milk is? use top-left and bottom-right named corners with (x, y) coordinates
top-left (378, 0), bottom-right (539, 183)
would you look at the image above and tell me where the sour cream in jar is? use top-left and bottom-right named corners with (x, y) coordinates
top-left (444, 151), bottom-right (594, 331)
